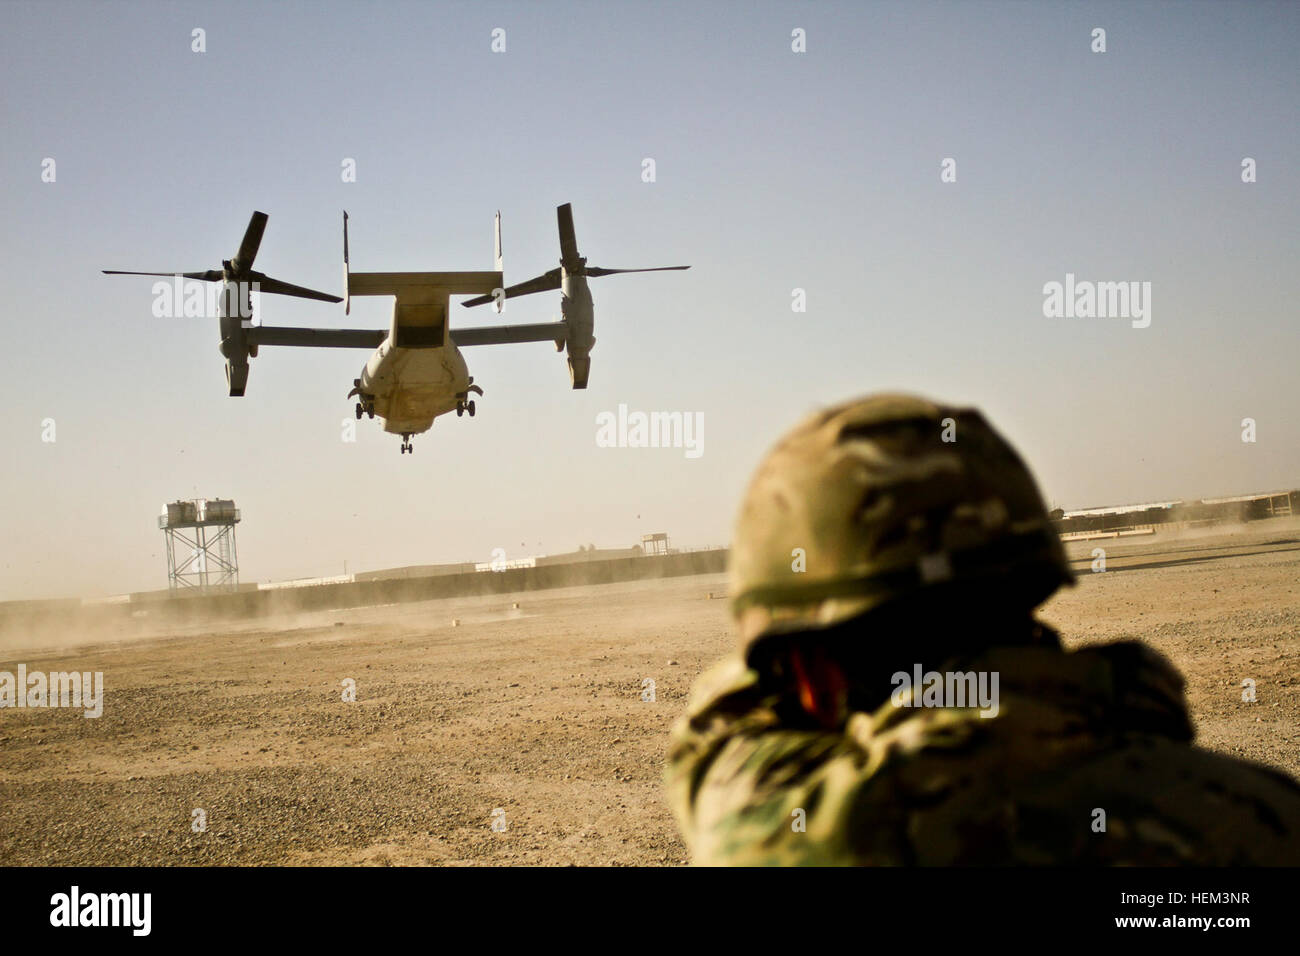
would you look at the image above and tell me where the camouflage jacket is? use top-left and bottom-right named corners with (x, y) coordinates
top-left (665, 639), bottom-right (1300, 865)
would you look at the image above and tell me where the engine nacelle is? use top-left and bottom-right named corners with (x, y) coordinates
top-left (560, 288), bottom-right (595, 390)
top-left (218, 289), bottom-right (252, 397)
top-left (224, 358), bottom-right (249, 397)
top-left (567, 355), bottom-right (590, 389)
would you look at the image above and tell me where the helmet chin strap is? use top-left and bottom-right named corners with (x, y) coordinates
top-left (789, 646), bottom-right (849, 729)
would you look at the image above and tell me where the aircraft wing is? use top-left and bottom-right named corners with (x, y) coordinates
top-left (246, 320), bottom-right (566, 349)
top-left (245, 326), bottom-right (386, 349)
top-left (451, 322), bottom-right (568, 347)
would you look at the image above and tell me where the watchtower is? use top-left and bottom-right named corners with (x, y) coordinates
top-left (159, 498), bottom-right (241, 592)
top-left (641, 532), bottom-right (671, 556)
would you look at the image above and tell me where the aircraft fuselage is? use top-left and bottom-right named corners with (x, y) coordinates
top-left (358, 336), bottom-right (470, 436)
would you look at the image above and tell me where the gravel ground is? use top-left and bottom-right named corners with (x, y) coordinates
top-left (2, 520), bottom-right (1297, 865)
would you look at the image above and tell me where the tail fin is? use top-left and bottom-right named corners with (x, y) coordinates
top-left (493, 211), bottom-right (504, 312)
top-left (342, 211), bottom-right (351, 315)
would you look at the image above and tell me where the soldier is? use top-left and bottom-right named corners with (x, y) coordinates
top-left (666, 393), bottom-right (1300, 865)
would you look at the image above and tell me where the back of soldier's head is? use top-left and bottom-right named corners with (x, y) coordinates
top-left (729, 393), bottom-right (1074, 672)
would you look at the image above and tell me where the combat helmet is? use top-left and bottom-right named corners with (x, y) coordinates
top-left (730, 393), bottom-right (1074, 664)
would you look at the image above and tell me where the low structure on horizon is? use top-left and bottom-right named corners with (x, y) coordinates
top-left (1051, 489), bottom-right (1297, 539)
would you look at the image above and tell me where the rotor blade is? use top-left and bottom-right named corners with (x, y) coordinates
top-left (232, 211), bottom-right (269, 273)
top-left (461, 268), bottom-right (561, 308)
top-left (249, 271), bottom-right (342, 303)
top-left (103, 270), bottom-right (223, 281)
top-left (557, 203), bottom-right (579, 264)
top-left (584, 265), bottom-right (691, 277)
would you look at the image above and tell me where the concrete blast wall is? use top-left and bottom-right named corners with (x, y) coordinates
top-left (0, 550), bottom-right (729, 631)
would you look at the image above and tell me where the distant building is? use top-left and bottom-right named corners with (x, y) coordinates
top-left (641, 533), bottom-right (672, 556)
top-left (259, 574), bottom-right (355, 590)
top-left (1052, 490), bottom-right (1298, 538)
top-left (354, 562), bottom-right (476, 581)
top-left (474, 556), bottom-right (539, 572)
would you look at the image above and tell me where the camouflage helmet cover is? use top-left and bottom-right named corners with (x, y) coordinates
top-left (730, 393), bottom-right (1074, 659)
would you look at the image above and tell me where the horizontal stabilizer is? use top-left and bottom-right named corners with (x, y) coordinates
top-left (347, 271), bottom-right (503, 300)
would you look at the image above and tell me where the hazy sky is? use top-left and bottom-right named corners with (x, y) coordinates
top-left (2, 1), bottom-right (1297, 599)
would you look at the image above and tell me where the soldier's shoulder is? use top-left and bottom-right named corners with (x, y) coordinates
top-left (667, 654), bottom-right (777, 770)
top-left (683, 654), bottom-right (760, 719)
top-left (1078, 737), bottom-right (1300, 864)
top-left (666, 655), bottom-right (865, 865)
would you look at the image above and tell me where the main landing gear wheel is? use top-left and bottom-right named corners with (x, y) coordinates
top-left (456, 404), bottom-right (464, 417)
top-left (467, 400), bottom-right (476, 417)
top-left (355, 403), bottom-right (363, 420)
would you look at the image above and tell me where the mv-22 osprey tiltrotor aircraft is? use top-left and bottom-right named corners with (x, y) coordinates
top-left (105, 205), bottom-right (688, 453)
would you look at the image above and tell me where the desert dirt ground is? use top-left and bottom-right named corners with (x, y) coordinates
top-left (1, 519), bottom-right (1297, 866)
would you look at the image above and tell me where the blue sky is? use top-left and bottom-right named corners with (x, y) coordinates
top-left (1, 1), bottom-right (1297, 598)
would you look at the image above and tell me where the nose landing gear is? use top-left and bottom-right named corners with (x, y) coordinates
top-left (399, 434), bottom-right (413, 455)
